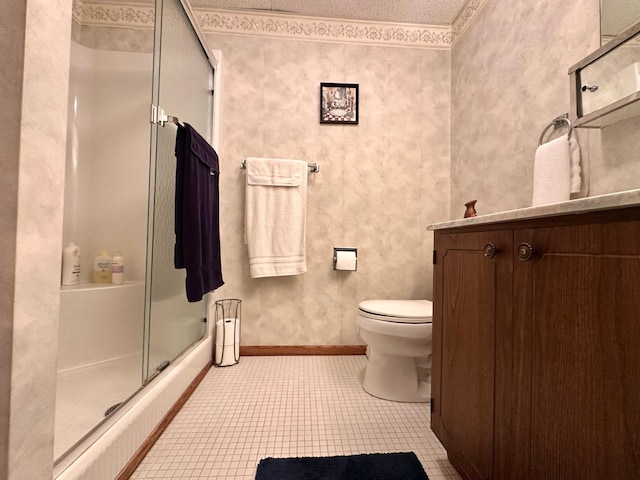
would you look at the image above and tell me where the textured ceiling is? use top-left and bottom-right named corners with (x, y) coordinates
top-left (189, 0), bottom-right (469, 25)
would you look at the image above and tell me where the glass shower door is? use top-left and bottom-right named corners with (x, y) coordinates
top-left (144, 0), bottom-right (216, 381)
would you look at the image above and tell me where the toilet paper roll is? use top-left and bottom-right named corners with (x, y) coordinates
top-left (215, 318), bottom-right (240, 366)
top-left (216, 318), bottom-right (240, 346)
top-left (335, 250), bottom-right (357, 271)
top-left (215, 343), bottom-right (238, 366)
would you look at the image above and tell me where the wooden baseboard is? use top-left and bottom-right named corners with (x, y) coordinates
top-left (116, 361), bottom-right (212, 480)
top-left (240, 345), bottom-right (367, 356)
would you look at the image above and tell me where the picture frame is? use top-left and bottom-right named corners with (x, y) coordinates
top-left (320, 83), bottom-right (359, 124)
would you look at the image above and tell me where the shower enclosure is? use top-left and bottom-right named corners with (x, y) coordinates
top-left (56, 0), bottom-right (216, 461)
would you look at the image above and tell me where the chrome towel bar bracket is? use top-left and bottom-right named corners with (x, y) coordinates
top-left (538, 113), bottom-right (572, 146)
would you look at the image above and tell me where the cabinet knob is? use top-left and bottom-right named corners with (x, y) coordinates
top-left (517, 242), bottom-right (534, 261)
top-left (483, 243), bottom-right (497, 258)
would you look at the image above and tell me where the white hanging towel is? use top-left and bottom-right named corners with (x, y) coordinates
top-left (531, 134), bottom-right (571, 207)
top-left (569, 136), bottom-right (582, 194)
top-left (244, 157), bottom-right (308, 278)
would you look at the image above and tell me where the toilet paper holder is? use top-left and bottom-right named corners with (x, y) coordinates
top-left (333, 247), bottom-right (357, 271)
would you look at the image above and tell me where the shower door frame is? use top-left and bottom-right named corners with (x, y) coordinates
top-left (143, 0), bottom-right (220, 384)
top-left (54, 0), bottom-right (221, 469)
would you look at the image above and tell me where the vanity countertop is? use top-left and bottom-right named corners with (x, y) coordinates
top-left (427, 189), bottom-right (640, 231)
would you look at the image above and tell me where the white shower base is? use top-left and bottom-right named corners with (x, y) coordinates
top-left (54, 332), bottom-right (213, 480)
top-left (54, 354), bottom-right (142, 459)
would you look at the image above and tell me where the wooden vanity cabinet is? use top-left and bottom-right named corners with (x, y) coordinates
top-left (431, 229), bottom-right (511, 480)
top-left (431, 208), bottom-right (640, 480)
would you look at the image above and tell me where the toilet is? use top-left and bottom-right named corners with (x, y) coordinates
top-left (356, 299), bottom-right (433, 403)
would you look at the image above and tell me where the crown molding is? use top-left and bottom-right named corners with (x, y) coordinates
top-left (72, 0), bottom-right (488, 49)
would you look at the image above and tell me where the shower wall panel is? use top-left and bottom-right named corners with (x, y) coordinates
top-left (57, 39), bottom-right (152, 460)
top-left (57, 284), bottom-right (144, 371)
top-left (63, 42), bottom-right (152, 283)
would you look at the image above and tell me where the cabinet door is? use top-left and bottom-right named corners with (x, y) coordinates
top-left (514, 220), bottom-right (640, 480)
top-left (432, 230), bottom-right (512, 480)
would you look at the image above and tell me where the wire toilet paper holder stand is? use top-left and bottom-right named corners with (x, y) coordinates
top-left (214, 298), bottom-right (242, 367)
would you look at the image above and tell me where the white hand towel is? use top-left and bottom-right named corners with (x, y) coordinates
top-left (569, 136), bottom-right (582, 194)
top-left (531, 134), bottom-right (571, 207)
top-left (244, 157), bottom-right (308, 278)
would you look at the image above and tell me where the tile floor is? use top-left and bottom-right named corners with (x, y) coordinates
top-left (131, 355), bottom-right (461, 479)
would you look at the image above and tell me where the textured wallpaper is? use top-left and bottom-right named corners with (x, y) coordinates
top-left (206, 34), bottom-right (451, 345)
top-left (451, 0), bottom-right (614, 216)
top-left (71, 0), bottom-right (640, 346)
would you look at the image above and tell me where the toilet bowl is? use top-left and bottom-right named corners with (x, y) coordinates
top-left (356, 299), bottom-right (432, 403)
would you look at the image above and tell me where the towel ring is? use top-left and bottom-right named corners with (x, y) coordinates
top-left (538, 114), bottom-right (572, 146)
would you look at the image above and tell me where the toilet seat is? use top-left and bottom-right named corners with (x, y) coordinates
top-left (358, 299), bottom-right (432, 324)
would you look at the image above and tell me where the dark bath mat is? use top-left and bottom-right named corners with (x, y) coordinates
top-left (255, 451), bottom-right (429, 480)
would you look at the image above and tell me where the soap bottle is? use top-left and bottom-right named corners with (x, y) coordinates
top-left (111, 251), bottom-right (124, 285)
top-left (93, 250), bottom-right (112, 283)
top-left (61, 242), bottom-right (81, 286)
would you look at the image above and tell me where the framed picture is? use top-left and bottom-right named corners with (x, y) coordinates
top-left (320, 83), bottom-right (359, 124)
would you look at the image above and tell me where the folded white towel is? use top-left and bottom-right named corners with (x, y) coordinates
top-left (532, 134), bottom-right (571, 207)
top-left (244, 157), bottom-right (308, 278)
top-left (569, 136), bottom-right (582, 194)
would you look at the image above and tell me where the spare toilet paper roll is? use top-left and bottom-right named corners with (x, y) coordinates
top-left (216, 318), bottom-right (240, 346)
top-left (215, 318), bottom-right (240, 366)
top-left (335, 250), bottom-right (357, 271)
top-left (215, 343), bottom-right (237, 366)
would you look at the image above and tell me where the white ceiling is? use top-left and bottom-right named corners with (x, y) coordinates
top-left (189, 0), bottom-right (469, 25)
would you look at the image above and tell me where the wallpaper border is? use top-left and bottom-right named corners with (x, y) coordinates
top-left (72, 1), bottom-right (155, 29)
top-left (72, 0), bottom-right (488, 49)
top-left (451, 0), bottom-right (488, 45)
top-left (196, 9), bottom-right (452, 49)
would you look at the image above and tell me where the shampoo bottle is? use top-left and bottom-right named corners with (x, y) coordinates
top-left (111, 251), bottom-right (124, 285)
top-left (93, 250), bottom-right (112, 283)
top-left (61, 242), bottom-right (81, 286)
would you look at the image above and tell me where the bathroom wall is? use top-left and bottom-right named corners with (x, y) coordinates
top-left (450, 0), bottom-right (611, 215)
top-left (0, 0), bottom-right (26, 473)
top-left (203, 33), bottom-right (451, 346)
top-left (5, 0), bottom-right (636, 477)
top-left (0, 0), bottom-right (73, 478)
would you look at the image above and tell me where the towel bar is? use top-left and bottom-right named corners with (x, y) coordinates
top-left (539, 113), bottom-right (572, 146)
top-left (240, 159), bottom-right (319, 173)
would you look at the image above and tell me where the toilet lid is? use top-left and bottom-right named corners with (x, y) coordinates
top-left (358, 299), bottom-right (432, 323)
